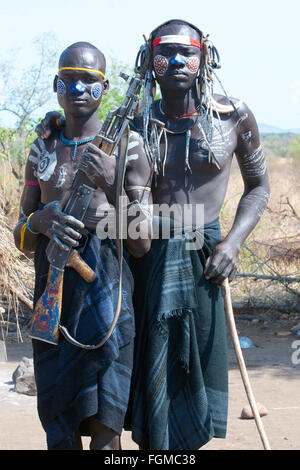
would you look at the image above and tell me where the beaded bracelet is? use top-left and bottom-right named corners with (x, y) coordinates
top-left (26, 213), bottom-right (39, 235)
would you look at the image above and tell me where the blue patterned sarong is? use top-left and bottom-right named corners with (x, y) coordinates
top-left (125, 217), bottom-right (228, 450)
top-left (32, 232), bottom-right (134, 449)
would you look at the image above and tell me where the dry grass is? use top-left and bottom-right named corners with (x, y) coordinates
top-left (0, 159), bottom-right (22, 223)
top-left (0, 197), bottom-right (34, 343)
top-left (222, 155), bottom-right (300, 311)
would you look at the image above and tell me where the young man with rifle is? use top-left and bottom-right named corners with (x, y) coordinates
top-left (13, 41), bottom-right (152, 450)
top-left (36, 19), bottom-right (270, 450)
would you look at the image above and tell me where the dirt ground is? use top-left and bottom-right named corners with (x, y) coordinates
top-left (0, 314), bottom-right (300, 451)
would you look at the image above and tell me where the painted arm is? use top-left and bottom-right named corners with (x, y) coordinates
top-left (13, 143), bottom-right (42, 253)
top-left (14, 140), bottom-right (84, 254)
top-left (123, 131), bottom-right (153, 258)
top-left (204, 104), bottom-right (270, 285)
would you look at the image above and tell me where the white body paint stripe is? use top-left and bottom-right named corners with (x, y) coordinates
top-left (31, 143), bottom-right (40, 155)
top-left (127, 154), bottom-right (139, 162)
top-left (128, 140), bottom-right (139, 150)
top-left (29, 154), bottom-right (38, 164)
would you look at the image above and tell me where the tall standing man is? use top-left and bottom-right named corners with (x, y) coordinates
top-left (36, 19), bottom-right (270, 450)
top-left (124, 19), bottom-right (270, 450)
top-left (13, 41), bottom-right (152, 450)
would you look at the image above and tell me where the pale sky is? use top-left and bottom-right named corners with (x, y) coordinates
top-left (0, 0), bottom-right (299, 129)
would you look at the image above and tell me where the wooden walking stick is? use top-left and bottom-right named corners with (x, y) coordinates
top-left (222, 278), bottom-right (271, 450)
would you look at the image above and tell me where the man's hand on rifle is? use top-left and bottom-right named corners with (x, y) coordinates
top-left (30, 201), bottom-right (84, 251)
top-left (79, 144), bottom-right (117, 203)
top-left (36, 112), bottom-right (65, 139)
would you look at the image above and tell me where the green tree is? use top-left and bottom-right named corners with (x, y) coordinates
top-left (287, 136), bottom-right (300, 161)
top-left (0, 32), bottom-right (60, 179)
top-left (98, 58), bottom-right (133, 122)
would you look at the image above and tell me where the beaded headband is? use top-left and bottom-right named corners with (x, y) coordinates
top-left (58, 67), bottom-right (105, 79)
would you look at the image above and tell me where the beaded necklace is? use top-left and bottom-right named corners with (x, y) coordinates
top-left (159, 100), bottom-right (201, 119)
top-left (154, 100), bottom-right (219, 185)
top-left (59, 130), bottom-right (96, 160)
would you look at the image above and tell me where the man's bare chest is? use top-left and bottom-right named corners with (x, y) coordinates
top-left (159, 118), bottom-right (238, 177)
top-left (30, 138), bottom-right (90, 199)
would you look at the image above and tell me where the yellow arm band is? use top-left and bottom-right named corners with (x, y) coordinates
top-left (19, 213), bottom-right (38, 250)
top-left (20, 221), bottom-right (27, 251)
top-left (58, 67), bottom-right (105, 79)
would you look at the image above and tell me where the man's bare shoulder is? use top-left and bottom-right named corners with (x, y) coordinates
top-left (213, 93), bottom-right (243, 106)
top-left (213, 94), bottom-right (258, 132)
top-left (125, 129), bottom-right (153, 188)
top-left (30, 134), bottom-right (59, 157)
top-left (213, 93), bottom-right (256, 118)
top-left (127, 130), bottom-right (152, 168)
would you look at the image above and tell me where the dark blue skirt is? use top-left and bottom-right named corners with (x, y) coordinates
top-left (32, 232), bottom-right (134, 449)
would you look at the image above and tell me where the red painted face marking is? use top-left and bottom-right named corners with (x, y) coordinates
top-left (186, 56), bottom-right (200, 74)
top-left (153, 55), bottom-right (168, 76)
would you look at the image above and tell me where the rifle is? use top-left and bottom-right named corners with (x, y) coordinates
top-left (30, 42), bottom-right (151, 348)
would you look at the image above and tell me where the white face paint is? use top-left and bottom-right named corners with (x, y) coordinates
top-left (57, 79), bottom-right (66, 96)
top-left (91, 82), bottom-right (102, 101)
top-left (186, 56), bottom-right (200, 73)
top-left (153, 53), bottom-right (200, 76)
top-left (153, 55), bottom-right (169, 76)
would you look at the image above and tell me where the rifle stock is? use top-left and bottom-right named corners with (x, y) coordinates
top-left (31, 266), bottom-right (63, 345)
top-left (30, 250), bottom-right (96, 345)
top-left (30, 175), bottom-right (97, 344)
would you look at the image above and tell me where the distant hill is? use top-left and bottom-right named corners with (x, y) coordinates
top-left (260, 132), bottom-right (300, 159)
top-left (258, 123), bottom-right (300, 135)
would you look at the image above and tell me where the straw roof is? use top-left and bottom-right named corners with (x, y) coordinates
top-left (0, 205), bottom-right (34, 342)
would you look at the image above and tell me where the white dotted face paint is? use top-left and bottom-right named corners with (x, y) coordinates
top-left (153, 55), bottom-right (169, 76)
top-left (186, 56), bottom-right (200, 73)
top-left (91, 82), bottom-right (102, 100)
top-left (57, 79), bottom-right (66, 96)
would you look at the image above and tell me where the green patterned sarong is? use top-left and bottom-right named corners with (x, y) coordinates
top-left (124, 217), bottom-right (228, 450)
